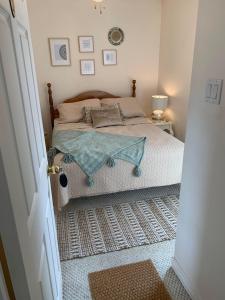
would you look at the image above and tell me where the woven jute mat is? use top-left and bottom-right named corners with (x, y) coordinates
top-left (88, 260), bottom-right (171, 300)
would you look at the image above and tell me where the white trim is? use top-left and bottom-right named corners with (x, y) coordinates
top-left (172, 257), bottom-right (201, 300)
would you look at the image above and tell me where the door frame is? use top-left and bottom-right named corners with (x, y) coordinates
top-left (0, 237), bottom-right (15, 300)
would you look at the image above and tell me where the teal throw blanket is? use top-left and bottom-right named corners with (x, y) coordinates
top-left (48, 130), bottom-right (146, 187)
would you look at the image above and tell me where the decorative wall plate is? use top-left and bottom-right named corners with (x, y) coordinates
top-left (108, 27), bottom-right (124, 46)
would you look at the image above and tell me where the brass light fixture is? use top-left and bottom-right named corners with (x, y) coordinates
top-left (92, 0), bottom-right (106, 14)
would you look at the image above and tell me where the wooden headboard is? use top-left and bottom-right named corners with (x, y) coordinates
top-left (47, 79), bottom-right (137, 128)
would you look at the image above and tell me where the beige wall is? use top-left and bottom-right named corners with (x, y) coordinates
top-left (27, 0), bottom-right (161, 133)
top-left (174, 0), bottom-right (225, 298)
top-left (158, 0), bottom-right (199, 141)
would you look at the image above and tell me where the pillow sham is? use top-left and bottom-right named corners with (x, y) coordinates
top-left (58, 98), bottom-right (100, 123)
top-left (91, 106), bottom-right (123, 128)
top-left (84, 106), bottom-right (95, 123)
top-left (101, 97), bottom-right (146, 118)
top-left (85, 103), bottom-right (120, 123)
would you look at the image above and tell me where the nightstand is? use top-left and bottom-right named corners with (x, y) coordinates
top-left (150, 119), bottom-right (174, 135)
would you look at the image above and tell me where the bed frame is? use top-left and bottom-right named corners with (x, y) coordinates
top-left (47, 80), bottom-right (137, 128)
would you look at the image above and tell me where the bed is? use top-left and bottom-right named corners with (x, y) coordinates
top-left (47, 80), bottom-right (184, 209)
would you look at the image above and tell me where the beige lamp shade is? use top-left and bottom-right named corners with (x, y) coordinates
top-left (152, 95), bottom-right (168, 110)
top-left (152, 95), bottom-right (168, 120)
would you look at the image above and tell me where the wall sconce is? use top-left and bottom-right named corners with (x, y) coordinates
top-left (92, 0), bottom-right (105, 14)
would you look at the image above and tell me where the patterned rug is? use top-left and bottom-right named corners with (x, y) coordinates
top-left (57, 186), bottom-right (179, 261)
top-left (88, 260), bottom-right (171, 300)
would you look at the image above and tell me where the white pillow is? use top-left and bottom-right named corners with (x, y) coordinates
top-left (58, 98), bottom-right (101, 123)
top-left (101, 97), bottom-right (146, 118)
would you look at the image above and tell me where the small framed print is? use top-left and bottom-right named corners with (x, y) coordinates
top-left (80, 60), bottom-right (95, 76)
top-left (49, 38), bottom-right (71, 66)
top-left (103, 49), bottom-right (117, 66)
top-left (78, 36), bottom-right (94, 53)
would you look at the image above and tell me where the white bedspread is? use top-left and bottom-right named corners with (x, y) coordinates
top-left (51, 118), bottom-right (184, 209)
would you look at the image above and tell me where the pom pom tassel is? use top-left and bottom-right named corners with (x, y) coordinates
top-left (86, 176), bottom-right (94, 187)
top-left (63, 154), bottom-right (74, 164)
top-left (106, 157), bottom-right (116, 168)
top-left (133, 166), bottom-right (142, 177)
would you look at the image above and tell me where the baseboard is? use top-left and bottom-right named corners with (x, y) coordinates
top-left (172, 257), bottom-right (201, 300)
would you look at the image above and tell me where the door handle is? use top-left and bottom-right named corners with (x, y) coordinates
top-left (47, 165), bottom-right (62, 176)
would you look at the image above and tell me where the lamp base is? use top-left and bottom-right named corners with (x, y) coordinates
top-left (152, 112), bottom-right (165, 121)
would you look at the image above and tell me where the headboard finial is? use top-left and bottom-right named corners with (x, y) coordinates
top-left (132, 80), bottom-right (136, 97)
top-left (47, 82), bottom-right (54, 128)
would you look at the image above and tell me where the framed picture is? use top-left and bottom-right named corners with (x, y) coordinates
top-left (49, 38), bottom-right (71, 66)
top-left (78, 36), bottom-right (94, 53)
top-left (80, 60), bottom-right (95, 75)
top-left (102, 49), bottom-right (117, 66)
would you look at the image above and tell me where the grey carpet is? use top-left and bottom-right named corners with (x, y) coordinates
top-left (61, 240), bottom-right (191, 300)
top-left (57, 185), bottom-right (180, 260)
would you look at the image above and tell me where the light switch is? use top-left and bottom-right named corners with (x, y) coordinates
top-left (206, 83), bottom-right (212, 98)
top-left (211, 84), bottom-right (218, 99)
top-left (206, 79), bottom-right (223, 104)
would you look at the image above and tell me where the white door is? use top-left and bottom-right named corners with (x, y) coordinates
top-left (0, 0), bottom-right (62, 299)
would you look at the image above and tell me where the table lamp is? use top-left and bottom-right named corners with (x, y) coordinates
top-left (152, 95), bottom-right (168, 121)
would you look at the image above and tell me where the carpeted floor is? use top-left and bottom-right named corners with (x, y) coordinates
top-left (61, 240), bottom-right (190, 300)
top-left (60, 185), bottom-right (190, 300)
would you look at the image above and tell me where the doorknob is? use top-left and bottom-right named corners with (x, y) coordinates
top-left (47, 165), bottom-right (62, 176)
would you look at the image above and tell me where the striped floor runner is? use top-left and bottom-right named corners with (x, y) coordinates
top-left (57, 193), bottom-right (179, 260)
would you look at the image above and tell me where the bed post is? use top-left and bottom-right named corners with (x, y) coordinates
top-left (47, 83), bottom-right (54, 128)
top-left (132, 80), bottom-right (136, 97)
